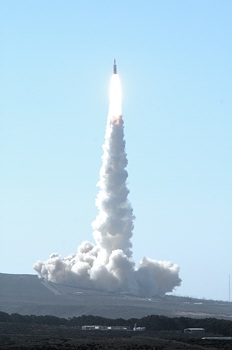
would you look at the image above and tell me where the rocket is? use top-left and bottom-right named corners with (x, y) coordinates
top-left (113, 59), bottom-right (117, 74)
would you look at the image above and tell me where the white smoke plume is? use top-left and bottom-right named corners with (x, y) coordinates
top-left (34, 72), bottom-right (181, 297)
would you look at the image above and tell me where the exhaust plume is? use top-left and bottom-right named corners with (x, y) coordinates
top-left (34, 68), bottom-right (181, 297)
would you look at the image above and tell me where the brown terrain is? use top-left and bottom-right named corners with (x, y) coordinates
top-left (1, 324), bottom-right (232, 350)
top-left (1, 273), bottom-right (232, 349)
top-left (0, 273), bottom-right (232, 320)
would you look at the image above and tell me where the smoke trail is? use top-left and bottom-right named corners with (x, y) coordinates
top-left (92, 74), bottom-right (134, 259)
top-left (33, 70), bottom-right (181, 297)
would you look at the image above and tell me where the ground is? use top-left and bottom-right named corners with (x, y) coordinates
top-left (1, 274), bottom-right (232, 320)
top-left (0, 324), bottom-right (232, 350)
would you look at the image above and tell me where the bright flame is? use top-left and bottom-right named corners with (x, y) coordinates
top-left (109, 74), bottom-right (122, 118)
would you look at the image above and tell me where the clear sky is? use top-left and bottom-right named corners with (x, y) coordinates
top-left (1, 0), bottom-right (231, 301)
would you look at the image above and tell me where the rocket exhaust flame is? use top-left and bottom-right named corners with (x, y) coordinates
top-left (109, 73), bottom-right (122, 118)
top-left (33, 61), bottom-right (181, 297)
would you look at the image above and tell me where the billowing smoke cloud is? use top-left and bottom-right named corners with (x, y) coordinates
top-left (34, 73), bottom-right (181, 297)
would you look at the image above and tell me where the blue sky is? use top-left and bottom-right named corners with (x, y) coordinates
top-left (1, 0), bottom-right (232, 301)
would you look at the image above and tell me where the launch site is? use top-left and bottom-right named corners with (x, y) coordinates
top-left (1, 1), bottom-right (232, 349)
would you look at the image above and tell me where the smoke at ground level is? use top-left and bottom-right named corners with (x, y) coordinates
top-left (34, 242), bottom-right (181, 297)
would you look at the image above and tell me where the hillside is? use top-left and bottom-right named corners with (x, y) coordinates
top-left (0, 273), bottom-right (231, 319)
